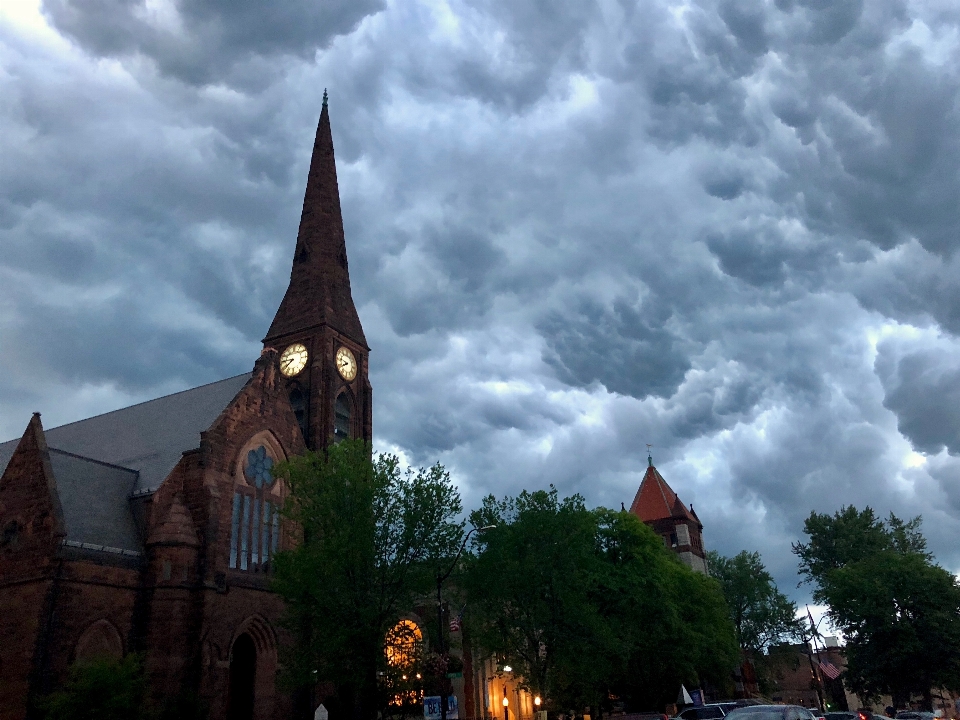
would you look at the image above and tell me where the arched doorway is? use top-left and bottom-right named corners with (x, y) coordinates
top-left (227, 633), bottom-right (256, 720)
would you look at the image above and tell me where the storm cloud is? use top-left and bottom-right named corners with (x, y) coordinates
top-left (3, 0), bottom-right (960, 605)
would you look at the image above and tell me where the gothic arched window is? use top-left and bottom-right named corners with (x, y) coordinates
top-left (385, 619), bottom-right (423, 669)
top-left (334, 392), bottom-right (352, 443)
top-left (229, 445), bottom-right (281, 572)
top-left (384, 619), bottom-right (424, 708)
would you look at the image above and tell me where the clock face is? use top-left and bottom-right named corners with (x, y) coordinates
top-left (336, 346), bottom-right (358, 381)
top-left (279, 343), bottom-right (309, 377)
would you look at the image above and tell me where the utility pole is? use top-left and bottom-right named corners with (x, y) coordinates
top-left (437, 525), bottom-right (496, 720)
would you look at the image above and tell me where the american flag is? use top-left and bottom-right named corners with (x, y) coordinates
top-left (819, 661), bottom-right (841, 680)
top-left (449, 615), bottom-right (461, 633)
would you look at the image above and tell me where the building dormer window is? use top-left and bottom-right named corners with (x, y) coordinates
top-left (229, 445), bottom-right (281, 572)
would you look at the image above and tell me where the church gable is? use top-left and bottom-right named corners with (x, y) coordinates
top-left (0, 414), bottom-right (65, 566)
top-left (195, 350), bottom-right (305, 579)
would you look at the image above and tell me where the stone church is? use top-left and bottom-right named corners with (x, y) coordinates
top-left (0, 95), bottom-right (711, 720)
top-left (0, 97), bottom-right (372, 720)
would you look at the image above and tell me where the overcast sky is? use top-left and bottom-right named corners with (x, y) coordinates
top-left (3, 0), bottom-right (960, 605)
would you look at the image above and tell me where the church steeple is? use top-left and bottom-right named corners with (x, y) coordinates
top-left (263, 97), bottom-right (372, 451)
top-left (264, 94), bottom-right (367, 347)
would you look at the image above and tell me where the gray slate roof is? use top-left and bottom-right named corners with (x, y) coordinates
top-left (49, 450), bottom-right (141, 551)
top-left (0, 374), bottom-right (250, 550)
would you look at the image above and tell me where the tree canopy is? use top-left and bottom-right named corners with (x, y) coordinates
top-left (272, 440), bottom-right (464, 720)
top-left (793, 506), bottom-right (960, 707)
top-left (707, 550), bottom-right (802, 654)
top-left (463, 487), bottom-right (738, 713)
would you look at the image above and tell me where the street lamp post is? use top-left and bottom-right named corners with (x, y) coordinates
top-left (503, 693), bottom-right (509, 720)
top-left (535, 695), bottom-right (542, 720)
top-left (437, 525), bottom-right (496, 720)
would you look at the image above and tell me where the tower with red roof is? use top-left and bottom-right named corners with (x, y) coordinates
top-left (628, 453), bottom-right (708, 574)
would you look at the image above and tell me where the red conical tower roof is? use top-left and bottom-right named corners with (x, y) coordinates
top-left (628, 455), bottom-right (698, 524)
top-left (264, 93), bottom-right (367, 347)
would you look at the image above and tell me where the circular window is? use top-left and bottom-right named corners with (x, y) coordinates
top-left (243, 446), bottom-right (275, 489)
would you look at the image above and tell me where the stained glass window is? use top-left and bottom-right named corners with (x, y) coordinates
top-left (244, 446), bottom-right (274, 488)
top-left (230, 443), bottom-right (281, 573)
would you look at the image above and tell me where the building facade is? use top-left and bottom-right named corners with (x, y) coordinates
top-left (0, 97), bottom-right (371, 720)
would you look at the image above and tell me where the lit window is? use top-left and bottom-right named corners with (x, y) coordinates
top-left (385, 620), bottom-right (424, 708)
top-left (385, 619), bottom-right (423, 669)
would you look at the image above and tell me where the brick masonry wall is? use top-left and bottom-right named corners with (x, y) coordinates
top-left (0, 415), bottom-right (65, 720)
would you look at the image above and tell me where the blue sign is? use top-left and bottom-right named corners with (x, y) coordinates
top-left (424, 695), bottom-right (459, 720)
top-left (691, 690), bottom-right (703, 707)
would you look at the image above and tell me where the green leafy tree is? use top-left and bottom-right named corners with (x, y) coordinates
top-left (464, 487), bottom-right (738, 713)
top-left (41, 654), bottom-right (145, 720)
top-left (708, 551), bottom-right (802, 654)
top-left (272, 440), bottom-right (464, 720)
top-left (708, 550), bottom-right (803, 694)
top-left (793, 506), bottom-right (960, 707)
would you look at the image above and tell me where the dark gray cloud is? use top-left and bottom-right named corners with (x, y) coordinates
top-left (4, 0), bottom-right (960, 604)
top-left (41, 0), bottom-right (383, 86)
top-left (876, 334), bottom-right (960, 455)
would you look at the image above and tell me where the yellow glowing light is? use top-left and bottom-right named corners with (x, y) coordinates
top-left (503, 697), bottom-right (509, 707)
top-left (385, 619), bottom-right (423, 668)
top-left (535, 697), bottom-right (542, 707)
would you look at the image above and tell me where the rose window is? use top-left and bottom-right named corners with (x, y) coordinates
top-left (244, 446), bottom-right (275, 488)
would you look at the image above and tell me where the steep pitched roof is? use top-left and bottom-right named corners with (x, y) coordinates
top-left (628, 458), bottom-right (698, 524)
top-left (0, 374), bottom-right (250, 496)
top-left (264, 95), bottom-right (367, 347)
top-left (0, 374), bottom-right (250, 551)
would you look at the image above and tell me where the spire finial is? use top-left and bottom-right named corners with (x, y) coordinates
top-left (646, 444), bottom-right (653, 467)
top-left (322, 88), bottom-right (328, 108)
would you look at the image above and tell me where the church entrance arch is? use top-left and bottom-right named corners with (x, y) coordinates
top-left (227, 633), bottom-right (256, 720)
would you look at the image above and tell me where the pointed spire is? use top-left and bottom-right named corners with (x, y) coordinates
top-left (264, 95), bottom-right (367, 347)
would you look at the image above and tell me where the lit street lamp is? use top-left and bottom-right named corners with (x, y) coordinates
top-left (535, 695), bottom-right (542, 718)
top-left (437, 525), bottom-right (496, 720)
top-left (503, 692), bottom-right (509, 720)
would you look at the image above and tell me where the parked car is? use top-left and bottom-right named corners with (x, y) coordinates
top-left (675, 702), bottom-right (772, 720)
top-left (676, 706), bottom-right (726, 720)
top-left (824, 712), bottom-right (857, 720)
top-left (621, 713), bottom-right (669, 720)
top-left (895, 712), bottom-right (936, 720)
top-left (724, 704), bottom-right (820, 720)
